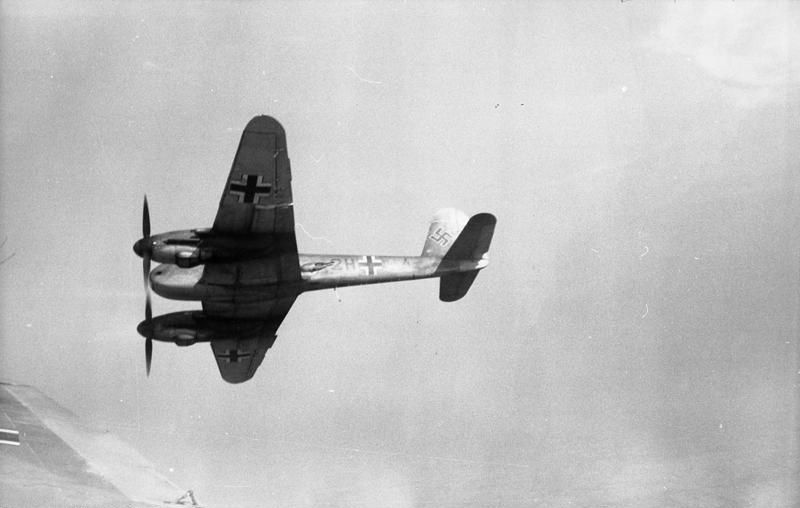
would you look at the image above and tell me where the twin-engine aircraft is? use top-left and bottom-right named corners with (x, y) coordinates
top-left (134, 116), bottom-right (496, 383)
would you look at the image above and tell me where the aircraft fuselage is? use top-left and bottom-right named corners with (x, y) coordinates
top-left (149, 253), bottom-right (487, 301)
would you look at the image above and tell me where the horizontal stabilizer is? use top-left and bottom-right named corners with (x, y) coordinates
top-left (440, 270), bottom-right (480, 302)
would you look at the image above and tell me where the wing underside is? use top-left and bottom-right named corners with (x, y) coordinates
top-left (211, 337), bottom-right (275, 384)
top-left (0, 383), bottom-right (185, 507)
top-left (203, 114), bottom-right (302, 311)
top-left (212, 115), bottom-right (296, 236)
top-left (200, 116), bottom-right (303, 382)
top-left (203, 296), bottom-right (296, 383)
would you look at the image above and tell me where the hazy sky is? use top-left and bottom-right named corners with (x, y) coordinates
top-left (1, 2), bottom-right (799, 507)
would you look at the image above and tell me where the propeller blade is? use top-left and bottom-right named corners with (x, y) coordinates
top-left (144, 290), bottom-right (153, 376)
top-left (145, 290), bottom-right (152, 323)
top-left (145, 337), bottom-right (153, 376)
top-left (142, 253), bottom-right (150, 295)
top-left (141, 195), bottom-right (153, 302)
top-left (142, 254), bottom-right (151, 294)
top-left (142, 195), bottom-right (150, 239)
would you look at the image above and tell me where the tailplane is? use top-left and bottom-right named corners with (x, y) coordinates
top-left (439, 271), bottom-right (481, 302)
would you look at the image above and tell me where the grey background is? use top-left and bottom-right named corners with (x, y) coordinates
top-left (1, 1), bottom-right (798, 507)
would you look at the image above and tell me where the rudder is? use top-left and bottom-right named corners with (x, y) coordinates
top-left (440, 213), bottom-right (496, 263)
top-left (438, 213), bottom-right (496, 302)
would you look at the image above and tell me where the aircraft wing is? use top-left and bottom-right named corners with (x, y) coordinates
top-left (212, 115), bottom-right (297, 237)
top-left (0, 383), bottom-right (192, 507)
top-left (211, 333), bottom-right (277, 384)
top-left (208, 115), bottom-right (301, 282)
top-left (199, 300), bottom-right (296, 383)
top-left (200, 261), bottom-right (300, 318)
top-left (202, 115), bottom-right (302, 382)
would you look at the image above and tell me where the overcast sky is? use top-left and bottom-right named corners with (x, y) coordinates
top-left (1, 2), bottom-right (799, 507)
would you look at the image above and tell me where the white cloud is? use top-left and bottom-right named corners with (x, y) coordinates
top-left (649, 2), bottom-right (799, 107)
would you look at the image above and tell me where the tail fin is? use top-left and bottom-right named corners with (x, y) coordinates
top-left (438, 213), bottom-right (496, 302)
top-left (440, 213), bottom-right (496, 264)
top-left (421, 208), bottom-right (469, 258)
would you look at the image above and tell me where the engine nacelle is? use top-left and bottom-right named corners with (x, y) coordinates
top-left (137, 311), bottom-right (208, 345)
top-left (137, 310), bottom-right (277, 346)
top-left (174, 333), bottom-right (197, 347)
top-left (175, 248), bottom-right (212, 268)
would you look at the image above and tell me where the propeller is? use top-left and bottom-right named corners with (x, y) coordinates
top-left (140, 195), bottom-right (154, 376)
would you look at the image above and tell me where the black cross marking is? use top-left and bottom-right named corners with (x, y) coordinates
top-left (358, 256), bottom-right (383, 275)
top-left (217, 349), bottom-right (252, 363)
top-left (229, 174), bottom-right (272, 204)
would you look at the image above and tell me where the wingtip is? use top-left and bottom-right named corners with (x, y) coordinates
top-left (245, 115), bottom-right (285, 134)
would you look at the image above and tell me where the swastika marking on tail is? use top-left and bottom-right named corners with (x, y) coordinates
top-left (429, 228), bottom-right (452, 247)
